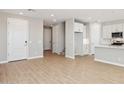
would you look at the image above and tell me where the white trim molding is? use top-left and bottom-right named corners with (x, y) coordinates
top-left (95, 58), bottom-right (124, 67)
top-left (65, 55), bottom-right (75, 59)
top-left (28, 56), bottom-right (43, 60)
top-left (0, 56), bottom-right (43, 64)
top-left (0, 60), bottom-right (8, 64)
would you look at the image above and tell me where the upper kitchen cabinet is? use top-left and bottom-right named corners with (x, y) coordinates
top-left (102, 23), bottom-right (124, 39)
top-left (122, 24), bottom-right (124, 32)
top-left (111, 24), bottom-right (123, 32)
top-left (111, 24), bottom-right (116, 32)
top-left (74, 22), bottom-right (84, 32)
top-left (102, 25), bottom-right (112, 39)
top-left (115, 24), bottom-right (123, 32)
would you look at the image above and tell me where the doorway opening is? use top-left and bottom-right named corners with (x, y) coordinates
top-left (43, 26), bottom-right (52, 56)
top-left (43, 23), bottom-right (65, 57)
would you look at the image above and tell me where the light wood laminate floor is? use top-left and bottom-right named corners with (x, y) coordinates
top-left (0, 51), bottom-right (124, 84)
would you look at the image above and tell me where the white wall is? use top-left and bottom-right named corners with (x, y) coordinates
top-left (65, 19), bottom-right (75, 59)
top-left (0, 14), bottom-right (7, 62)
top-left (89, 22), bottom-right (101, 54)
top-left (29, 19), bottom-right (43, 58)
top-left (0, 12), bottom-right (43, 63)
top-left (52, 22), bottom-right (65, 54)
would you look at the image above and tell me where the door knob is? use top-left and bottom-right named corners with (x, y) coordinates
top-left (24, 41), bottom-right (28, 46)
top-left (25, 41), bottom-right (27, 43)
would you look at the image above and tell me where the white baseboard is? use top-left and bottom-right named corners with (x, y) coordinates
top-left (0, 60), bottom-right (8, 64)
top-left (65, 55), bottom-right (75, 59)
top-left (89, 53), bottom-right (94, 55)
top-left (28, 55), bottom-right (43, 60)
top-left (0, 56), bottom-right (43, 64)
top-left (95, 58), bottom-right (124, 67)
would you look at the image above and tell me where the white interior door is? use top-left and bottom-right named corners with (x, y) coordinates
top-left (43, 28), bottom-right (52, 50)
top-left (7, 18), bottom-right (28, 61)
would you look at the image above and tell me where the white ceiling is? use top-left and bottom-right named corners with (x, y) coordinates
top-left (1, 9), bottom-right (124, 26)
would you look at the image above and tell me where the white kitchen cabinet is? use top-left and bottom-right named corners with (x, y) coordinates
top-left (115, 24), bottom-right (123, 32)
top-left (111, 24), bottom-right (123, 35)
top-left (102, 25), bottom-right (111, 39)
top-left (74, 24), bottom-right (88, 56)
top-left (102, 24), bottom-right (123, 39)
top-left (122, 24), bottom-right (124, 32)
top-left (102, 26), bottom-right (107, 39)
top-left (122, 24), bottom-right (124, 36)
top-left (102, 23), bottom-right (124, 45)
top-left (111, 24), bottom-right (116, 32)
top-left (74, 22), bottom-right (84, 32)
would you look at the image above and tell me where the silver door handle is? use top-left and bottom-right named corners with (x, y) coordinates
top-left (24, 41), bottom-right (28, 46)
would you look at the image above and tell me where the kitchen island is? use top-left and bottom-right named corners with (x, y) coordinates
top-left (95, 45), bottom-right (124, 67)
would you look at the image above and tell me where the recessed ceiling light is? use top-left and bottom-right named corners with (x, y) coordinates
top-left (51, 14), bottom-right (54, 17)
top-left (53, 19), bottom-right (56, 22)
top-left (19, 12), bottom-right (23, 15)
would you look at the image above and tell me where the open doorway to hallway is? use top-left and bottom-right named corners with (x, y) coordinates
top-left (43, 22), bottom-right (65, 57)
top-left (43, 26), bottom-right (52, 55)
